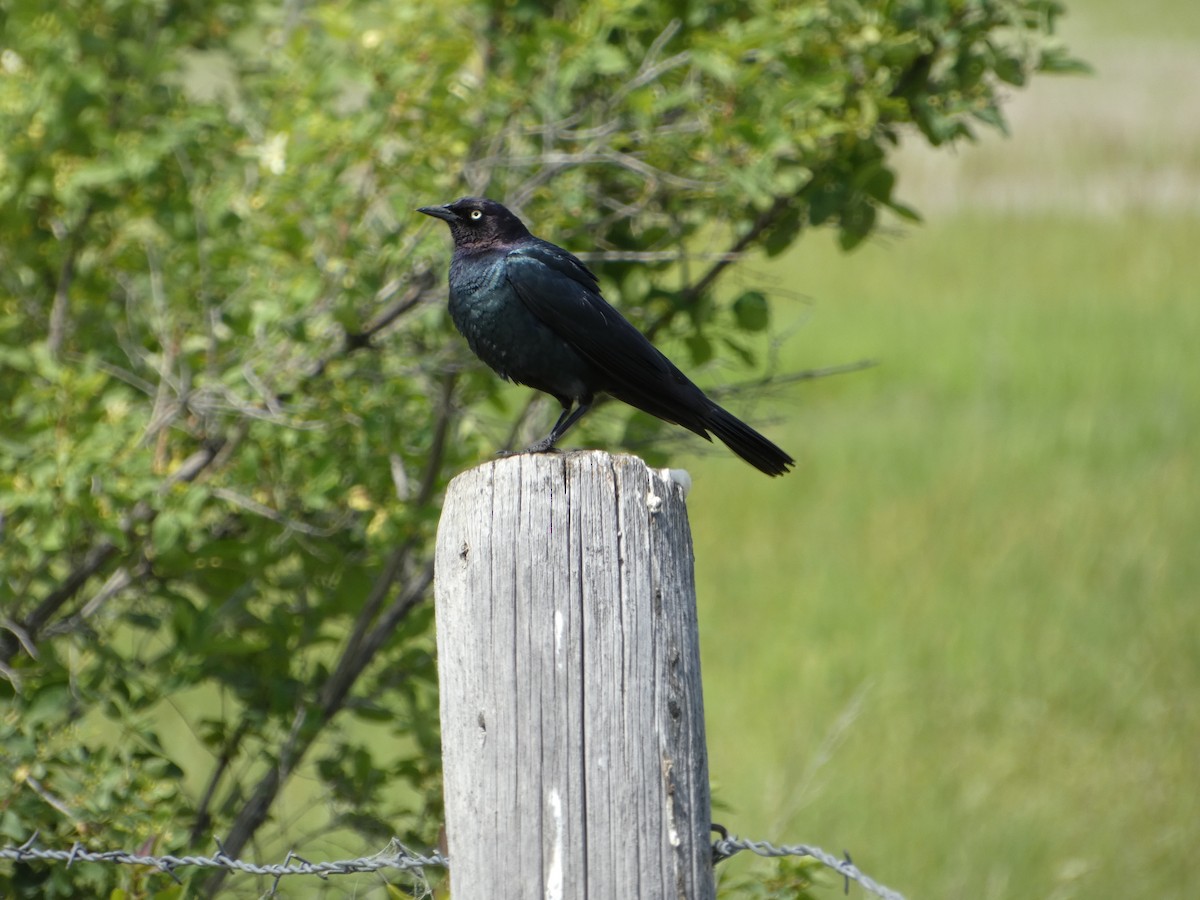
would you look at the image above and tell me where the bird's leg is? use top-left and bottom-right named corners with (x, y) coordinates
top-left (524, 398), bottom-right (593, 454)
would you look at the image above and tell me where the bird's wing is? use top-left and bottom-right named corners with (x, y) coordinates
top-left (504, 241), bottom-right (681, 388)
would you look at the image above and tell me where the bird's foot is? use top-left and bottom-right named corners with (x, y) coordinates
top-left (493, 443), bottom-right (562, 458)
top-left (521, 437), bottom-right (562, 455)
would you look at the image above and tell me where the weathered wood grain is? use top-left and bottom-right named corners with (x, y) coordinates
top-left (435, 450), bottom-right (713, 899)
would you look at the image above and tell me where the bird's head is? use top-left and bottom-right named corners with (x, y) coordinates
top-left (418, 197), bottom-right (532, 248)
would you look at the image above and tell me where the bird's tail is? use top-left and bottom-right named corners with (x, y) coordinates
top-left (704, 404), bottom-right (795, 476)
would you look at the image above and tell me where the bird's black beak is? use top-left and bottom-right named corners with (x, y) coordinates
top-left (417, 205), bottom-right (457, 223)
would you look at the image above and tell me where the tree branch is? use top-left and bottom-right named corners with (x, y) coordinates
top-left (46, 204), bottom-right (94, 360)
top-left (670, 194), bottom-right (796, 326)
top-left (189, 716), bottom-right (251, 845)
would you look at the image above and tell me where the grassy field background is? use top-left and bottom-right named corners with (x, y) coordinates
top-left (687, 4), bottom-right (1199, 899)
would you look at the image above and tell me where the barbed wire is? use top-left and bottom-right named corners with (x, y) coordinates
top-left (0, 832), bottom-right (445, 892)
top-left (713, 834), bottom-right (906, 900)
top-left (1, 830), bottom-right (904, 899)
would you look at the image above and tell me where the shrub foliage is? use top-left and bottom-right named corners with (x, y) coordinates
top-left (0, 1), bottom-right (1079, 895)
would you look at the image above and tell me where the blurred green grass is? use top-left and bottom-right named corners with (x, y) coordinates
top-left (691, 213), bottom-right (1199, 898)
top-left (1075, 0), bottom-right (1200, 39)
top-left (689, 6), bottom-right (1199, 898)
top-left (691, 8), bottom-right (1195, 900)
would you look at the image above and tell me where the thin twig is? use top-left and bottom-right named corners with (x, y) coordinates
top-left (42, 565), bottom-right (137, 639)
top-left (188, 715), bottom-right (248, 845)
top-left (47, 204), bottom-right (94, 359)
top-left (19, 776), bottom-right (80, 823)
top-left (711, 358), bottom-right (878, 397)
top-left (210, 488), bottom-right (337, 537)
top-left (572, 250), bottom-right (745, 263)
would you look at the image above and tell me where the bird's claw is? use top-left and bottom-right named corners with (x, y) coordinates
top-left (521, 441), bottom-right (563, 455)
top-left (493, 445), bottom-right (562, 458)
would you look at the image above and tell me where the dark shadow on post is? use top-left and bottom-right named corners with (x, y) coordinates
top-left (435, 450), bottom-right (714, 899)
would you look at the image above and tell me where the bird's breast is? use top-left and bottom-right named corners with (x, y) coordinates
top-left (447, 258), bottom-right (521, 373)
top-left (447, 254), bottom-right (596, 403)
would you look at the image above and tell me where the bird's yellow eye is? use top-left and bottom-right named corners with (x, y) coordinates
top-left (469, 209), bottom-right (483, 220)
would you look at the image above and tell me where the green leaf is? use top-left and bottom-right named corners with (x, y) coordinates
top-left (885, 197), bottom-right (923, 223)
top-left (860, 163), bottom-right (896, 204)
top-left (1039, 46), bottom-right (1093, 76)
top-left (685, 333), bottom-right (713, 366)
top-left (763, 205), bottom-right (804, 258)
top-left (733, 291), bottom-right (770, 332)
top-left (590, 45), bottom-right (629, 76)
top-left (995, 54), bottom-right (1028, 87)
top-left (973, 104), bottom-right (1010, 135)
top-left (151, 512), bottom-right (184, 555)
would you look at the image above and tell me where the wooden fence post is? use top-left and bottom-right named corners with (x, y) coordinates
top-left (434, 450), bottom-right (715, 899)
